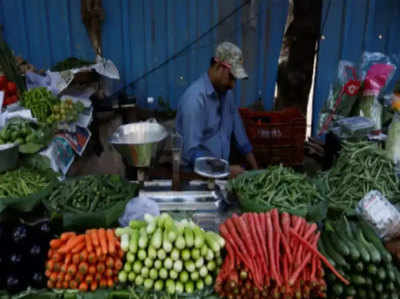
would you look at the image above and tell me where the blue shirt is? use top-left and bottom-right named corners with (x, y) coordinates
top-left (176, 72), bottom-right (252, 166)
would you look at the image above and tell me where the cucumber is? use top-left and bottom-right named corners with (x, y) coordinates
top-left (381, 294), bottom-right (389, 299)
top-left (391, 293), bottom-right (399, 299)
top-left (344, 219), bottom-right (370, 263)
top-left (321, 232), bottom-right (350, 270)
top-left (367, 264), bottom-right (377, 276)
top-left (345, 286), bottom-right (357, 296)
top-left (393, 265), bottom-right (400, 285)
top-left (354, 261), bottom-right (364, 273)
top-left (325, 224), bottom-right (350, 257)
top-left (327, 272), bottom-right (337, 282)
top-left (334, 220), bottom-right (360, 260)
top-left (357, 288), bottom-right (367, 298)
top-left (368, 290), bottom-right (377, 299)
top-left (365, 277), bottom-right (372, 287)
top-left (377, 267), bottom-right (386, 280)
top-left (351, 274), bottom-right (366, 285)
top-left (387, 265), bottom-right (396, 282)
top-left (387, 281), bottom-right (395, 291)
top-left (375, 282), bottom-right (383, 292)
top-left (358, 219), bottom-right (392, 263)
top-left (318, 239), bottom-right (336, 268)
top-left (351, 221), bottom-right (381, 263)
top-left (332, 283), bottom-right (343, 296)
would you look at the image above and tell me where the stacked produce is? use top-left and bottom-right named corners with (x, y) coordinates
top-left (21, 87), bottom-right (59, 122)
top-left (0, 118), bottom-right (54, 153)
top-left (116, 214), bottom-right (224, 295)
top-left (0, 75), bottom-right (18, 106)
top-left (320, 141), bottom-right (400, 212)
top-left (47, 99), bottom-right (85, 125)
top-left (229, 165), bottom-right (322, 216)
top-left (46, 174), bottom-right (138, 214)
top-left (0, 167), bottom-right (54, 199)
top-left (45, 229), bottom-right (122, 292)
top-left (0, 220), bottom-right (54, 293)
top-left (320, 218), bottom-right (400, 298)
top-left (51, 57), bottom-right (94, 72)
top-left (216, 210), bottom-right (348, 298)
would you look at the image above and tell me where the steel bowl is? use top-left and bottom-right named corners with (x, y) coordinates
top-left (0, 143), bottom-right (19, 173)
top-left (109, 122), bottom-right (168, 168)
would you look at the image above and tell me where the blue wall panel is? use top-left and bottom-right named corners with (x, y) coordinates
top-left (0, 0), bottom-right (289, 110)
top-left (313, 0), bottom-right (400, 135)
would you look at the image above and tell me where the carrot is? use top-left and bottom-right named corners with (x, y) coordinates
top-left (50, 239), bottom-right (64, 249)
top-left (88, 265), bottom-right (96, 275)
top-left (106, 256), bottom-right (114, 269)
top-left (265, 212), bottom-right (281, 286)
top-left (271, 209), bottom-right (283, 285)
top-left (46, 260), bottom-right (55, 271)
top-left (98, 228), bottom-right (108, 256)
top-left (72, 253), bottom-right (80, 265)
top-left (289, 228), bottom-right (349, 285)
top-left (79, 250), bottom-right (88, 262)
top-left (49, 272), bottom-right (58, 282)
top-left (67, 264), bottom-right (77, 276)
top-left (65, 273), bottom-right (72, 281)
top-left (75, 272), bottom-right (84, 283)
top-left (52, 252), bottom-right (63, 262)
top-left (69, 280), bottom-right (78, 289)
top-left (47, 280), bottom-right (55, 289)
top-left (98, 253), bottom-right (106, 262)
top-left (85, 274), bottom-right (94, 284)
top-left (90, 281), bottom-right (98, 291)
top-left (88, 229), bottom-right (99, 246)
top-left (289, 247), bottom-right (313, 285)
top-left (245, 213), bottom-right (263, 289)
top-left (106, 229), bottom-right (116, 256)
top-left (105, 268), bottom-right (113, 277)
top-left (117, 247), bottom-right (124, 259)
top-left (53, 262), bottom-right (61, 272)
top-left (95, 273), bottom-right (102, 282)
top-left (114, 258), bottom-right (123, 271)
top-left (64, 253), bottom-right (72, 266)
top-left (61, 232), bottom-right (76, 241)
top-left (71, 242), bottom-right (86, 254)
top-left (62, 281), bottom-right (69, 289)
top-left (97, 262), bottom-right (105, 274)
top-left (55, 281), bottom-right (62, 289)
top-left (59, 235), bottom-right (85, 254)
top-left (85, 233), bottom-right (93, 252)
top-left (99, 279), bottom-right (107, 288)
top-left (47, 249), bottom-right (55, 259)
top-left (57, 272), bottom-right (65, 282)
top-left (61, 264), bottom-right (68, 273)
top-left (88, 252), bottom-right (97, 264)
top-left (106, 277), bottom-right (114, 288)
top-left (79, 282), bottom-right (88, 292)
top-left (79, 262), bottom-right (89, 274)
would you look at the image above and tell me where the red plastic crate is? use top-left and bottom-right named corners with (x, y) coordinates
top-left (239, 107), bottom-right (306, 166)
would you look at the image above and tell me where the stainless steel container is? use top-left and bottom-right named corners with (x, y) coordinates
top-left (109, 122), bottom-right (168, 168)
top-left (0, 143), bottom-right (19, 173)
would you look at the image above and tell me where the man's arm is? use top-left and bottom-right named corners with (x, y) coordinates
top-left (245, 151), bottom-right (258, 170)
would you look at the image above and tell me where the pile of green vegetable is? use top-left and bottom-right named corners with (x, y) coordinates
top-left (320, 218), bottom-right (400, 298)
top-left (229, 165), bottom-right (323, 216)
top-left (21, 87), bottom-right (59, 122)
top-left (47, 98), bottom-right (85, 125)
top-left (319, 141), bottom-right (400, 213)
top-left (45, 174), bottom-right (138, 214)
top-left (0, 118), bottom-right (54, 153)
top-left (115, 214), bottom-right (224, 296)
top-left (0, 167), bottom-right (54, 199)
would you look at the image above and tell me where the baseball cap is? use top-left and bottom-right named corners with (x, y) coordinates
top-left (214, 41), bottom-right (248, 80)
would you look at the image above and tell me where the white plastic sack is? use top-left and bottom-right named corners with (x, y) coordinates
top-left (119, 196), bottom-right (160, 227)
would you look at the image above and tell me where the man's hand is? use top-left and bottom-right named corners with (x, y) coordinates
top-left (229, 165), bottom-right (245, 178)
top-left (245, 152), bottom-right (258, 170)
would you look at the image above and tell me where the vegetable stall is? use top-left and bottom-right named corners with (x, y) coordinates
top-left (3, 21), bottom-right (400, 299)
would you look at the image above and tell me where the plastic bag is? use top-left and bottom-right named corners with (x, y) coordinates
top-left (318, 60), bottom-right (361, 135)
top-left (118, 196), bottom-right (160, 227)
top-left (357, 190), bottom-right (400, 241)
top-left (336, 116), bottom-right (375, 138)
top-left (355, 52), bottom-right (396, 130)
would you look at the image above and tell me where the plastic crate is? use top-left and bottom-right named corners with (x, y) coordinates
top-left (239, 107), bottom-right (306, 166)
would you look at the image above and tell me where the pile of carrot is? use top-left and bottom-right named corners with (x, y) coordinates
top-left (215, 209), bottom-right (349, 299)
top-left (45, 228), bottom-right (123, 292)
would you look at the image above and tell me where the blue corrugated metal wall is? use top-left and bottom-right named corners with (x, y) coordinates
top-left (313, 0), bottom-right (400, 135)
top-left (0, 0), bottom-right (289, 110)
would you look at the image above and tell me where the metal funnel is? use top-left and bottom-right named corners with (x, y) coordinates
top-left (109, 122), bottom-right (168, 168)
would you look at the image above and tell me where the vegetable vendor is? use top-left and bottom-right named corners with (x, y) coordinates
top-left (176, 42), bottom-right (258, 177)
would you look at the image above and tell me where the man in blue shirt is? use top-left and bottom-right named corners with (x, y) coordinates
top-left (176, 42), bottom-right (258, 177)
